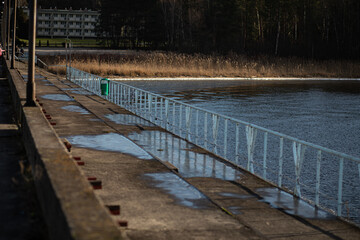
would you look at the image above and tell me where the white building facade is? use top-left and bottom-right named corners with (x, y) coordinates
top-left (24, 8), bottom-right (100, 39)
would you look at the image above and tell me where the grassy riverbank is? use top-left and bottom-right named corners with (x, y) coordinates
top-left (44, 52), bottom-right (360, 78)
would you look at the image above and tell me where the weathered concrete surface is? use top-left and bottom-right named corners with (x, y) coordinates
top-left (5, 60), bottom-right (122, 240)
top-left (0, 63), bottom-right (49, 240)
top-left (28, 66), bottom-right (262, 240)
top-left (11, 60), bottom-right (360, 240)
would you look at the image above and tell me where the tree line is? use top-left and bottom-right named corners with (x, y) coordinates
top-left (15, 0), bottom-right (360, 58)
top-left (98, 0), bottom-right (360, 59)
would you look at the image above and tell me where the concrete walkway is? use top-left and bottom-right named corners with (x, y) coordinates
top-left (14, 61), bottom-right (360, 239)
top-left (0, 63), bottom-right (48, 239)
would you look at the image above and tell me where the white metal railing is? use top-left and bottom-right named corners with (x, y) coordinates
top-left (67, 66), bottom-right (360, 224)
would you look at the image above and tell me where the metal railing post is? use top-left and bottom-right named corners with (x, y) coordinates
top-left (223, 119), bottom-right (228, 158)
top-left (185, 107), bottom-right (192, 141)
top-left (179, 105), bottom-right (183, 137)
top-left (204, 112), bottom-right (208, 149)
top-left (337, 158), bottom-right (344, 216)
top-left (278, 137), bottom-right (284, 187)
top-left (165, 99), bottom-right (169, 130)
top-left (315, 150), bottom-right (322, 206)
top-left (263, 132), bottom-right (268, 179)
top-left (235, 123), bottom-right (240, 164)
top-left (293, 142), bottom-right (306, 197)
top-left (212, 114), bottom-right (219, 154)
top-left (246, 125), bottom-right (257, 173)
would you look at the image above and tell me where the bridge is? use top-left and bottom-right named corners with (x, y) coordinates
top-left (1, 1), bottom-right (360, 240)
top-left (0, 56), bottom-right (360, 239)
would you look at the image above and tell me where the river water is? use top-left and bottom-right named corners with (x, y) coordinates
top-left (121, 79), bottom-right (360, 222)
top-left (122, 80), bottom-right (360, 158)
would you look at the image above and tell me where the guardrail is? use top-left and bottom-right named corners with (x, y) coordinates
top-left (67, 66), bottom-right (360, 224)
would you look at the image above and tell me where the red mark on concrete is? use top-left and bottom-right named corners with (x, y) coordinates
top-left (106, 205), bottom-right (120, 215)
top-left (90, 180), bottom-right (102, 190)
top-left (118, 220), bottom-right (128, 227)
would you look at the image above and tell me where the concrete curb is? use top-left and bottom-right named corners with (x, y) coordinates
top-left (4, 59), bottom-right (122, 240)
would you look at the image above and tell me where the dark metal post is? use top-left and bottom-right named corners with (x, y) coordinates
top-left (6, 0), bottom-right (11, 60)
top-left (25, 0), bottom-right (37, 106)
top-left (65, 40), bottom-right (68, 79)
top-left (2, 0), bottom-right (7, 47)
top-left (65, 38), bottom-right (72, 81)
top-left (11, 0), bottom-right (17, 69)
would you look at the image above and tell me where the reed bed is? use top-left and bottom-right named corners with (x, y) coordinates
top-left (45, 52), bottom-right (360, 78)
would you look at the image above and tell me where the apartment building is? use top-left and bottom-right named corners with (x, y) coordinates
top-left (24, 7), bottom-right (100, 39)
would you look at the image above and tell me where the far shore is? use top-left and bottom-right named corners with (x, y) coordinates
top-left (41, 51), bottom-right (360, 79)
top-left (110, 77), bottom-right (360, 81)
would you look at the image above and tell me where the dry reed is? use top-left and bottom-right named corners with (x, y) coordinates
top-left (45, 52), bottom-right (360, 78)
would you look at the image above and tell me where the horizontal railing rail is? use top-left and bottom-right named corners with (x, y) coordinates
top-left (67, 66), bottom-right (360, 224)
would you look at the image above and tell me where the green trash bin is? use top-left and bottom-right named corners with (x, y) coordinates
top-left (100, 78), bottom-right (109, 95)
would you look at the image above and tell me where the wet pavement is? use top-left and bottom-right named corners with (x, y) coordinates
top-left (67, 133), bottom-right (154, 160)
top-left (143, 172), bottom-right (211, 209)
top-left (255, 188), bottom-right (335, 220)
top-left (61, 105), bottom-right (90, 114)
top-left (128, 130), bottom-right (242, 180)
top-left (105, 113), bottom-right (155, 127)
top-left (40, 93), bottom-right (75, 101)
top-left (62, 87), bottom-right (95, 95)
top-left (13, 61), bottom-right (360, 239)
